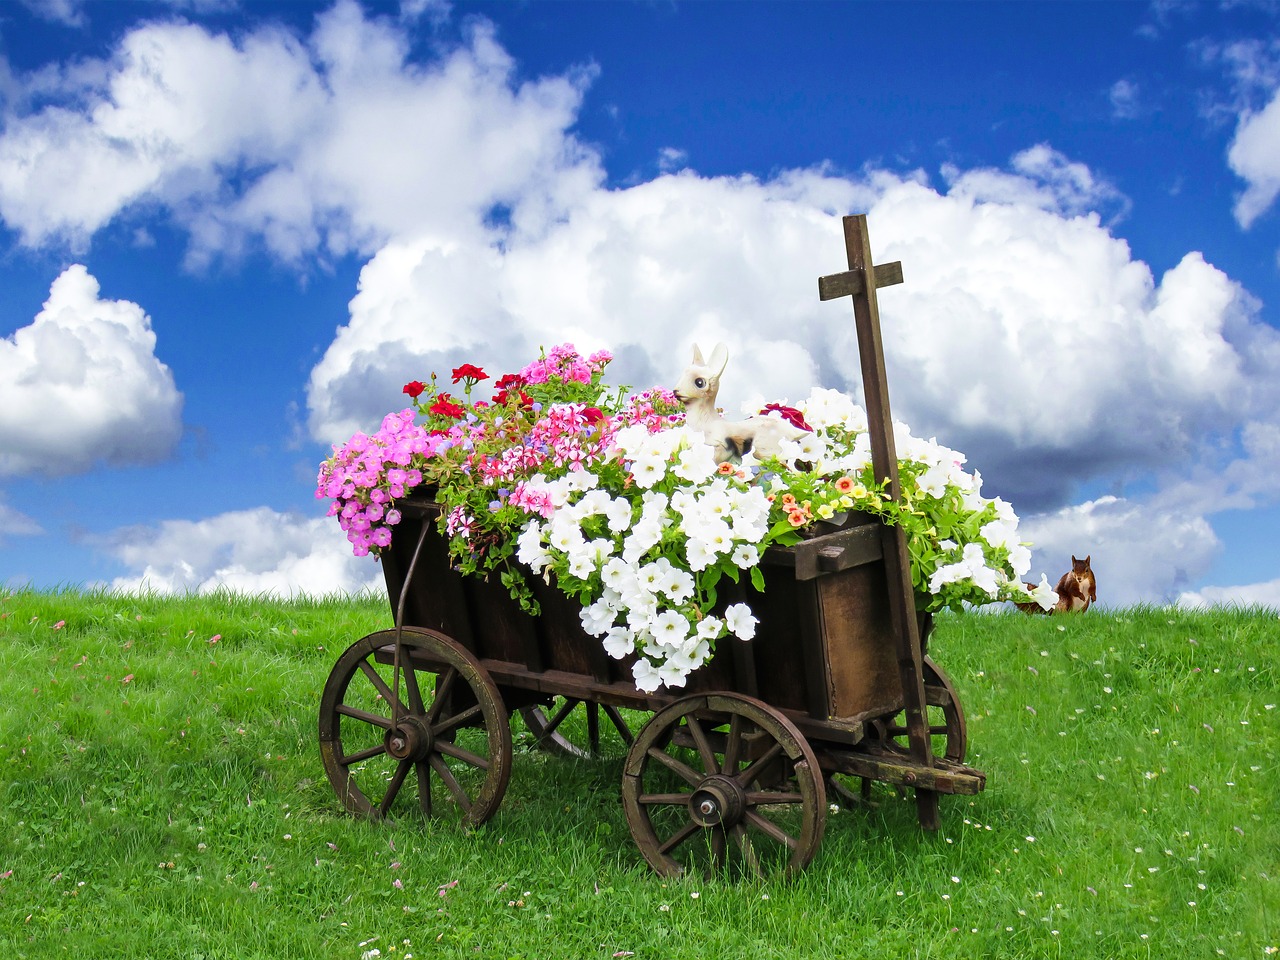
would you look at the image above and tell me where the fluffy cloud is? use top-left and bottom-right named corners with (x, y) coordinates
top-left (1228, 86), bottom-right (1280, 228)
top-left (307, 154), bottom-right (1272, 516)
top-left (0, 496), bottom-right (42, 541)
top-left (1217, 38), bottom-right (1280, 229)
top-left (0, 1), bottom-right (598, 266)
top-left (0, 265), bottom-right (182, 476)
top-left (1179, 578), bottom-right (1280, 610)
top-left (106, 507), bottom-right (381, 596)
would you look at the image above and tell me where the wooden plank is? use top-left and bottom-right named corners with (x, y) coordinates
top-left (817, 261), bottom-right (903, 301)
top-left (819, 749), bottom-right (986, 795)
top-left (762, 521), bottom-right (883, 580)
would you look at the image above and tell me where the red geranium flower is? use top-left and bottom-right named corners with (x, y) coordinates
top-left (760, 403), bottom-right (812, 432)
top-left (451, 363), bottom-right (489, 384)
top-left (429, 393), bottom-right (466, 419)
top-left (582, 406), bottom-right (605, 425)
top-left (403, 380), bottom-right (426, 398)
top-left (494, 386), bottom-right (533, 408)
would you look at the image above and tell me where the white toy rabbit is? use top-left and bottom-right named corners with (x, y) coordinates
top-left (673, 343), bottom-right (809, 463)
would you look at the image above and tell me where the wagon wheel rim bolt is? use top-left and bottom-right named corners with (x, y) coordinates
top-left (689, 775), bottom-right (745, 828)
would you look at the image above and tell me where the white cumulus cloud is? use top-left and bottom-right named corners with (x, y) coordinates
top-left (0, 1), bottom-right (599, 267)
top-left (0, 264), bottom-right (182, 476)
top-left (1228, 85), bottom-right (1280, 228)
top-left (106, 507), bottom-right (382, 596)
top-left (1179, 578), bottom-right (1280, 610)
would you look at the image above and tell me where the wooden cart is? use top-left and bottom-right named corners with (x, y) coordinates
top-left (318, 216), bottom-right (986, 877)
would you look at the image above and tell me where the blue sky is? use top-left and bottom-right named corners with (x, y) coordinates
top-left (1, 0), bottom-right (1279, 607)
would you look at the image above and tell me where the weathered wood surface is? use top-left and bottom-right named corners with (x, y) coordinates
top-left (381, 494), bottom-right (906, 745)
top-left (822, 214), bottom-right (941, 828)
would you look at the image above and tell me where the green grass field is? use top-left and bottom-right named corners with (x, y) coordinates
top-left (0, 588), bottom-right (1275, 959)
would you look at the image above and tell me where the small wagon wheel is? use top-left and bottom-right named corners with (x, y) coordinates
top-left (621, 693), bottom-right (826, 878)
top-left (518, 698), bottom-right (636, 759)
top-left (829, 655), bottom-right (967, 805)
top-left (319, 627), bottom-right (512, 828)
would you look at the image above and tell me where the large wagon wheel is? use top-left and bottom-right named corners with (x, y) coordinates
top-left (829, 655), bottom-right (967, 805)
top-left (319, 627), bottom-right (512, 827)
top-left (518, 698), bottom-right (636, 759)
top-left (621, 693), bottom-right (826, 878)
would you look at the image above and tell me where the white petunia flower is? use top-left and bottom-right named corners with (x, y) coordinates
top-left (650, 610), bottom-right (690, 648)
top-left (604, 496), bottom-right (634, 533)
top-left (725, 603), bottom-right (757, 641)
top-left (632, 658), bottom-right (663, 693)
top-left (602, 627), bottom-right (634, 659)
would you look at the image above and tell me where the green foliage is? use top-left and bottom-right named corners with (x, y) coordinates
top-left (0, 589), bottom-right (1276, 959)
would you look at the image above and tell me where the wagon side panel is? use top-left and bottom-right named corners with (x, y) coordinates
top-left (818, 561), bottom-right (904, 720)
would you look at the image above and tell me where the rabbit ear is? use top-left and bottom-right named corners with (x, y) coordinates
top-left (708, 343), bottom-right (729, 376)
top-left (691, 344), bottom-right (706, 366)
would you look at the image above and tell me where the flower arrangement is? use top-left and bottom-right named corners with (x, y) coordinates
top-left (317, 344), bottom-right (1054, 693)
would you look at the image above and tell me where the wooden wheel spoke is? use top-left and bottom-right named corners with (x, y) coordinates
top-left (377, 760), bottom-right (412, 818)
top-left (731, 824), bottom-right (761, 874)
top-left (428, 754), bottom-right (474, 814)
top-left (433, 702), bottom-right (483, 737)
top-left (746, 789), bottom-right (804, 806)
top-left (684, 715), bottom-right (718, 774)
top-left (340, 742), bottom-right (388, 766)
top-left (743, 809), bottom-right (799, 850)
top-left (416, 760), bottom-right (433, 817)
top-left (540, 698), bottom-right (579, 738)
top-left (436, 738), bottom-right (491, 770)
top-left (357, 659), bottom-right (407, 716)
top-left (657, 820), bottom-right (702, 856)
top-left (336, 703), bottom-right (393, 730)
top-left (638, 792), bottom-right (692, 806)
top-left (424, 667), bottom-right (458, 725)
top-left (721, 713), bottom-right (744, 774)
top-left (403, 666), bottom-right (427, 715)
top-left (587, 702), bottom-right (601, 753)
top-left (603, 705), bottom-right (635, 744)
top-left (736, 741), bottom-right (784, 786)
top-left (646, 746), bottom-right (703, 787)
top-left (710, 826), bottom-right (728, 868)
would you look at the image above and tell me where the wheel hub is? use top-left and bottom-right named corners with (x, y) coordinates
top-left (688, 774), bottom-right (746, 828)
top-left (385, 715), bottom-right (433, 761)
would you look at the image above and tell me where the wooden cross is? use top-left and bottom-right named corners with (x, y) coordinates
top-left (819, 214), bottom-right (940, 830)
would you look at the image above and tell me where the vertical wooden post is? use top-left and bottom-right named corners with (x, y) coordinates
top-left (822, 214), bottom-right (939, 829)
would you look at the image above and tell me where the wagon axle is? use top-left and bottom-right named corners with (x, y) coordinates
top-left (689, 775), bottom-right (745, 828)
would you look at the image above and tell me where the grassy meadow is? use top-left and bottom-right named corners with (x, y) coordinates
top-left (0, 588), bottom-right (1275, 959)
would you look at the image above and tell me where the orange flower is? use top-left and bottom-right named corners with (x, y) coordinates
top-left (716, 461), bottom-right (736, 475)
top-left (787, 509), bottom-right (807, 527)
top-left (781, 493), bottom-right (797, 507)
top-left (835, 476), bottom-right (855, 494)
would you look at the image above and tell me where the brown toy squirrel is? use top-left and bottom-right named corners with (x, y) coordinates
top-left (1015, 555), bottom-right (1096, 614)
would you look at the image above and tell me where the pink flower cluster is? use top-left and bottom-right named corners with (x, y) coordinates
top-left (617, 388), bottom-right (685, 433)
top-left (518, 344), bottom-right (612, 386)
top-left (316, 409), bottom-right (444, 556)
top-left (481, 403), bottom-right (615, 486)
